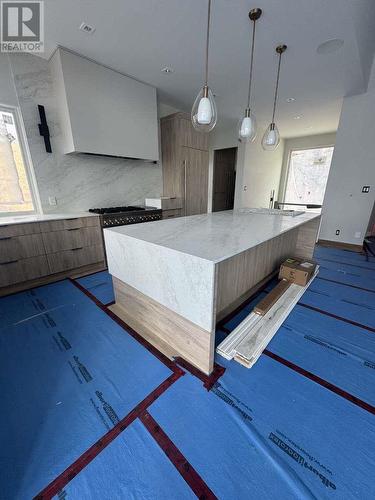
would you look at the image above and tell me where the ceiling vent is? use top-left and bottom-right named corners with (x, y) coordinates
top-left (79, 22), bottom-right (96, 35)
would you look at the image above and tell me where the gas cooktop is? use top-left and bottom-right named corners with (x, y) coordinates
top-left (89, 205), bottom-right (162, 227)
top-left (89, 206), bottom-right (148, 215)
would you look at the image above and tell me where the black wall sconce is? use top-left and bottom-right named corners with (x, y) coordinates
top-left (37, 104), bottom-right (52, 153)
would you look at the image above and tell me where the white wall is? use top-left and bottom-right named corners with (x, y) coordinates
top-left (0, 54), bottom-right (18, 107)
top-left (0, 53), bottom-right (163, 214)
top-left (320, 87), bottom-right (375, 245)
top-left (238, 137), bottom-right (284, 209)
top-left (278, 132), bottom-right (336, 202)
top-left (209, 122), bottom-right (284, 211)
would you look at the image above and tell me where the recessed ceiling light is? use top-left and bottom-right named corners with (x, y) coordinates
top-left (294, 115), bottom-right (301, 120)
top-left (79, 22), bottom-right (96, 34)
top-left (317, 38), bottom-right (344, 55)
top-left (286, 97), bottom-right (295, 102)
top-left (162, 67), bottom-right (174, 74)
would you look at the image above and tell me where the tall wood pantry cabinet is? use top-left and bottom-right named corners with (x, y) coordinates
top-left (160, 113), bottom-right (209, 216)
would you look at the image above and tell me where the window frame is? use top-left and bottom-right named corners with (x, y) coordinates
top-left (0, 104), bottom-right (42, 217)
top-left (280, 144), bottom-right (335, 206)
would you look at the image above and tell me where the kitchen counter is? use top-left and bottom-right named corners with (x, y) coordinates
top-left (107, 210), bottom-right (319, 263)
top-left (104, 209), bottom-right (321, 374)
top-left (0, 212), bottom-right (97, 226)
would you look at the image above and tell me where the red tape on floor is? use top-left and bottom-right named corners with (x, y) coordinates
top-left (174, 356), bottom-right (225, 391)
top-left (263, 350), bottom-right (375, 415)
top-left (140, 411), bottom-right (217, 500)
top-left (34, 372), bottom-right (183, 499)
top-left (298, 302), bottom-right (375, 333)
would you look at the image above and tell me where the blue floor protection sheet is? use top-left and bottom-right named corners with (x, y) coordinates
top-left (220, 262), bottom-right (375, 406)
top-left (299, 278), bottom-right (375, 328)
top-left (53, 420), bottom-right (194, 500)
top-left (76, 270), bottom-right (115, 305)
top-left (0, 281), bottom-right (172, 499)
top-left (268, 305), bottom-right (375, 405)
top-left (0, 279), bottom-right (87, 330)
top-left (316, 261), bottom-right (375, 291)
top-left (314, 245), bottom-right (375, 268)
top-left (149, 358), bottom-right (375, 499)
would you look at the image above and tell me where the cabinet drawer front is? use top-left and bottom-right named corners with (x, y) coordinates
top-left (0, 233), bottom-right (45, 261)
top-left (0, 255), bottom-right (49, 287)
top-left (162, 209), bottom-right (182, 219)
top-left (0, 222), bottom-right (41, 238)
top-left (47, 245), bottom-right (104, 274)
top-left (42, 226), bottom-right (102, 254)
top-left (39, 216), bottom-right (99, 233)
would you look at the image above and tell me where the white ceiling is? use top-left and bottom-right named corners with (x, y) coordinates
top-left (42, 0), bottom-right (375, 138)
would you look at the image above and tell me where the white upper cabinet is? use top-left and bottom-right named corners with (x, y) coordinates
top-left (50, 48), bottom-right (159, 161)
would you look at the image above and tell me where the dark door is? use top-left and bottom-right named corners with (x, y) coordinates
top-left (212, 147), bottom-right (237, 212)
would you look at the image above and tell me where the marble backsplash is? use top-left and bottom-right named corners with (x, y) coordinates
top-left (9, 53), bottom-right (162, 213)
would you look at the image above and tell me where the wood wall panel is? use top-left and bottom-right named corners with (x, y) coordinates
top-left (112, 277), bottom-right (214, 375)
top-left (295, 216), bottom-right (321, 259)
top-left (216, 228), bottom-right (299, 316)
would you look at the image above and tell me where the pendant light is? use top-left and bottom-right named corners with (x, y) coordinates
top-left (262, 44), bottom-right (287, 151)
top-left (238, 8), bottom-right (262, 143)
top-left (191, 0), bottom-right (217, 133)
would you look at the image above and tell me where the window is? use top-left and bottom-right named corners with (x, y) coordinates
top-left (283, 146), bottom-right (334, 210)
top-left (0, 106), bottom-right (38, 215)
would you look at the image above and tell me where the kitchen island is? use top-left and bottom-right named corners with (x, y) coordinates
top-left (104, 210), bottom-right (320, 374)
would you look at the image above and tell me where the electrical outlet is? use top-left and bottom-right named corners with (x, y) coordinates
top-left (48, 196), bottom-right (57, 206)
top-left (335, 229), bottom-right (340, 235)
top-left (243, 185), bottom-right (248, 191)
top-left (362, 186), bottom-right (370, 193)
top-left (354, 231), bottom-right (361, 239)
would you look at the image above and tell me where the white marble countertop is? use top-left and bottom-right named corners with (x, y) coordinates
top-left (105, 209), bottom-right (320, 263)
top-left (0, 212), bottom-right (97, 227)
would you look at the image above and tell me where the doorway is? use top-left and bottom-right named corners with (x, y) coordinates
top-left (212, 147), bottom-right (237, 212)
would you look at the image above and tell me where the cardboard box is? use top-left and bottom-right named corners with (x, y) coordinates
top-left (279, 258), bottom-right (317, 286)
top-left (254, 279), bottom-right (291, 316)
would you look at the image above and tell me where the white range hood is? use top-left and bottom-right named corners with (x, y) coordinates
top-left (50, 48), bottom-right (159, 161)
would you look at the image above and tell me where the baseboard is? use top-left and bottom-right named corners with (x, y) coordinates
top-left (317, 239), bottom-right (363, 253)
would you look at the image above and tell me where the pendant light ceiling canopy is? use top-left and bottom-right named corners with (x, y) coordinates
top-left (238, 7), bottom-right (262, 143)
top-left (262, 44), bottom-right (287, 151)
top-left (191, 0), bottom-right (217, 133)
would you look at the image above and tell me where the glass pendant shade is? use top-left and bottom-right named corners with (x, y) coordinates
top-left (262, 123), bottom-right (280, 150)
top-left (191, 86), bottom-right (217, 132)
top-left (238, 108), bottom-right (256, 142)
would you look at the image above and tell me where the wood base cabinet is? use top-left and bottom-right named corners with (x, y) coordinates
top-left (0, 216), bottom-right (105, 296)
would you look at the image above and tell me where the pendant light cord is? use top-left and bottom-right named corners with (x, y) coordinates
top-left (204, 0), bottom-right (212, 86)
top-left (271, 51), bottom-right (283, 123)
top-left (246, 18), bottom-right (256, 108)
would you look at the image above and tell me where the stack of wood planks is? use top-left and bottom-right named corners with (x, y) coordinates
top-left (216, 267), bottom-right (319, 368)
